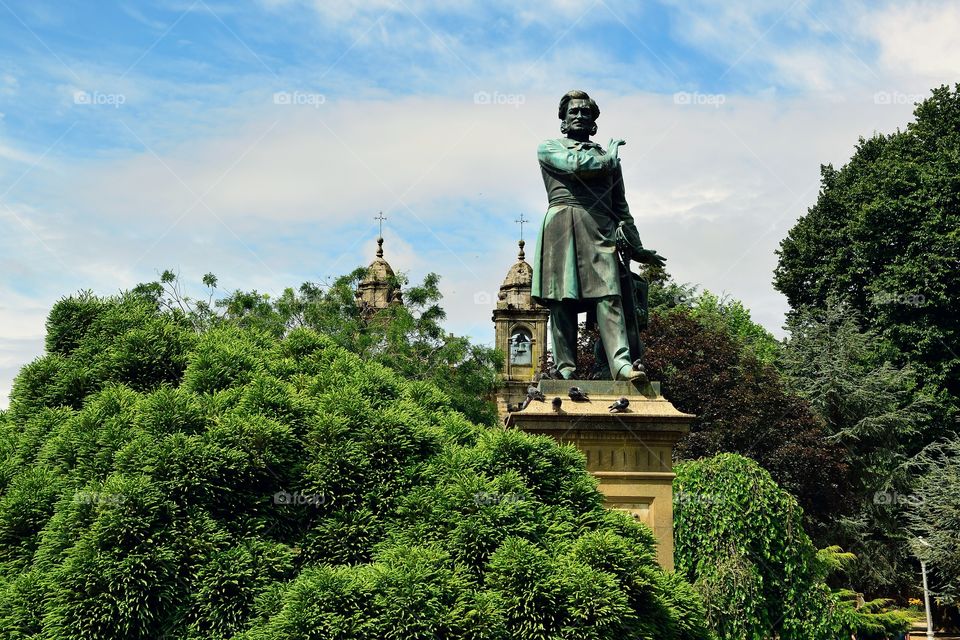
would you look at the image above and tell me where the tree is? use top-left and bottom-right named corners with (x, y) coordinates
top-left (0, 288), bottom-right (710, 640)
top-left (640, 306), bottom-right (850, 533)
top-left (674, 454), bottom-right (911, 640)
top-left (135, 269), bottom-right (503, 426)
top-left (774, 84), bottom-right (960, 409)
top-left (779, 300), bottom-right (936, 594)
top-left (908, 436), bottom-right (960, 606)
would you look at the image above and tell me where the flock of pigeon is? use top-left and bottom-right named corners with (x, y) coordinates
top-left (514, 385), bottom-right (630, 414)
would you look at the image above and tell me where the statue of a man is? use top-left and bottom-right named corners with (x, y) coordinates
top-left (531, 90), bottom-right (665, 381)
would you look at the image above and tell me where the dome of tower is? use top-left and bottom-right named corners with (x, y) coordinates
top-left (356, 237), bottom-right (402, 312)
top-left (497, 240), bottom-right (535, 310)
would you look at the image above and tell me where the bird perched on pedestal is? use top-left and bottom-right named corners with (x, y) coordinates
top-left (568, 387), bottom-right (590, 402)
top-left (552, 397), bottom-right (563, 412)
top-left (608, 397), bottom-right (629, 413)
top-left (631, 359), bottom-right (649, 384)
top-left (517, 385), bottom-right (547, 412)
top-left (527, 386), bottom-right (546, 402)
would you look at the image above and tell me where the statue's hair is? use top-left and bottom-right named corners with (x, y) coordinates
top-left (558, 90), bottom-right (600, 120)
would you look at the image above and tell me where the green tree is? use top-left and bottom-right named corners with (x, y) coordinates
top-left (908, 436), bottom-right (960, 606)
top-left (0, 288), bottom-right (710, 640)
top-left (780, 301), bottom-right (935, 594)
top-left (646, 278), bottom-right (779, 366)
top-left (774, 84), bottom-right (960, 409)
top-left (674, 454), bottom-right (910, 640)
top-left (640, 307), bottom-right (850, 532)
top-left (138, 269), bottom-right (503, 426)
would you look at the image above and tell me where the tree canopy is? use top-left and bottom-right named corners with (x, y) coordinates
top-left (639, 298), bottom-right (850, 533)
top-left (674, 454), bottom-right (911, 640)
top-left (0, 287), bottom-right (711, 640)
top-left (774, 84), bottom-right (960, 408)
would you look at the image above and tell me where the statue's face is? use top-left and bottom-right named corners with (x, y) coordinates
top-left (563, 98), bottom-right (594, 137)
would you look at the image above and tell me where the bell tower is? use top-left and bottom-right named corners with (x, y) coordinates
top-left (492, 235), bottom-right (549, 410)
top-left (356, 213), bottom-right (402, 316)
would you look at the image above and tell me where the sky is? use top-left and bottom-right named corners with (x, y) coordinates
top-left (1, 0), bottom-right (959, 408)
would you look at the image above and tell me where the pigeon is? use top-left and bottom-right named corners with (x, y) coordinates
top-left (526, 386), bottom-right (546, 402)
top-left (568, 387), bottom-right (590, 402)
top-left (552, 397), bottom-right (563, 412)
top-left (518, 396), bottom-right (532, 411)
top-left (608, 397), bottom-right (630, 413)
top-left (625, 359), bottom-right (648, 384)
top-left (544, 365), bottom-right (563, 380)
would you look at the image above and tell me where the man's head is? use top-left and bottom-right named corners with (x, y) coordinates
top-left (558, 90), bottom-right (600, 140)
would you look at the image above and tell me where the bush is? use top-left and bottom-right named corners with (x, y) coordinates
top-left (674, 454), bottom-right (910, 640)
top-left (0, 293), bottom-right (710, 639)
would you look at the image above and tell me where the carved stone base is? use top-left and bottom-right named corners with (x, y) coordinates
top-left (503, 379), bottom-right (693, 570)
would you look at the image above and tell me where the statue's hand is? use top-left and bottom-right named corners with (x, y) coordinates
top-left (632, 247), bottom-right (667, 268)
top-left (606, 138), bottom-right (626, 162)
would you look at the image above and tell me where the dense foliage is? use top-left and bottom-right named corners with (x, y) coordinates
top-left (774, 84), bottom-right (960, 408)
top-left (773, 85), bottom-right (960, 622)
top-left (0, 290), bottom-right (711, 639)
top-left (136, 269), bottom-right (502, 426)
top-left (674, 454), bottom-right (911, 640)
top-left (908, 437), bottom-right (960, 605)
top-left (639, 300), bottom-right (849, 532)
top-left (780, 302), bottom-right (936, 594)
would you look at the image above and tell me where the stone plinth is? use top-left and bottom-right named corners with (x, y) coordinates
top-left (504, 380), bottom-right (693, 570)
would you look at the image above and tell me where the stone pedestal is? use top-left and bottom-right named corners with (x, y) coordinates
top-left (504, 380), bottom-right (693, 570)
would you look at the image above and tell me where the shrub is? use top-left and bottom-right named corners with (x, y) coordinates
top-left (0, 292), bottom-right (710, 639)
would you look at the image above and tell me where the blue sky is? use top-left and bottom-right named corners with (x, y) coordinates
top-left (2, 0), bottom-right (959, 407)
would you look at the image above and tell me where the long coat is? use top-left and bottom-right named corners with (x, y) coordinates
top-left (531, 137), bottom-right (645, 307)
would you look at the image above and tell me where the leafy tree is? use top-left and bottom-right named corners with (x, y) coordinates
top-left (137, 269), bottom-right (502, 426)
top-left (674, 454), bottom-right (911, 640)
top-left (774, 84), bottom-right (960, 409)
top-left (0, 289), bottom-right (710, 640)
top-left (908, 436), bottom-right (960, 606)
top-left (645, 278), bottom-right (780, 366)
top-left (686, 292), bottom-right (780, 366)
top-left (780, 300), bottom-right (936, 594)
top-left (640, 307), bottom-right (850, 532)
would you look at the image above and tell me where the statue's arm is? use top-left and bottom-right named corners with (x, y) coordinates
top-left (612, 165), bottom-right (643, 247)
top-left (613, 166), bottom-right (667, 267)
top-left (537, 139), bottom-right (615, 176)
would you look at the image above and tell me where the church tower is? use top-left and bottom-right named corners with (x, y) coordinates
top-left (492, 238), bottom-right (549, 409)
top-left (356, 235), bottom-right (402, 316)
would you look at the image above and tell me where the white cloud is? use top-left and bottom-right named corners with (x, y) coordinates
top-left (866, 2), bottom-right (960, 80)
top-left (3, 0), bottom-right (956, 407)
top-left (10, 88), bottom-right (920, 348)
top-left (0, 139), bottom-right (43, 166)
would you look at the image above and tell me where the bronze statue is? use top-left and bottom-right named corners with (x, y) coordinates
top-left (531, 90), bottom-right (665, 381)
